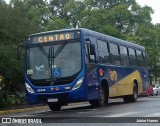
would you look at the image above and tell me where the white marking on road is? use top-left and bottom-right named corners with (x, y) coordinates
top-left (104, 112), bottom-right (139, 117)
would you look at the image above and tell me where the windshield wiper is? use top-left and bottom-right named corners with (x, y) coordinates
top-left (53, 41), bottom-right (67, 58)
top-left (38, 45), bottom-right (51, 68)
top-left (38, 45), bottom-right (49, 57)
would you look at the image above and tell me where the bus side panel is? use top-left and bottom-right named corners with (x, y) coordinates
top-left (121, 67), bottom-right (148, 95)
top-left (122, 67), bottom-right (143, 94)
top-left (109, 66), bottom-right (144, 98)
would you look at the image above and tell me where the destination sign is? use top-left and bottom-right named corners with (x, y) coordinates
top-left (31, 31), bottom-right (80, 43)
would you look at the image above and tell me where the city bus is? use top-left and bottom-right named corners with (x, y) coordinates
top-left (17, 28), bottom-right (149, 111)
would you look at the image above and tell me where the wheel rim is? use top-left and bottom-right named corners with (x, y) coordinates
top-left (134, 88), bottom-right (138, 99)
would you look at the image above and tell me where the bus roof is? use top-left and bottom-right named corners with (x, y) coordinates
top-left (29, 28), bottom-right (145, 51)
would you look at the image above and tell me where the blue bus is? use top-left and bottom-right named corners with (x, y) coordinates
top-left (17, 28), bottom-right (149, 111)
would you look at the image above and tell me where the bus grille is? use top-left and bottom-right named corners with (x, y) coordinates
top-left (30, 78), bottom-right (75, 86)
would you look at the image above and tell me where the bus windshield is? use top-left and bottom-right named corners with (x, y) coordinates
top-left (26, 42), bottom-right (81, 80)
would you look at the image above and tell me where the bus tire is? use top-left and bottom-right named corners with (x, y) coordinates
top-left (131, 83), bottom-right (138, 102)
top-left (89, 86), bottom-right (106, 107)
top-left (48, 103), bottom-right (62, 111)
top-left (123, 83), bottom-right (138, 103)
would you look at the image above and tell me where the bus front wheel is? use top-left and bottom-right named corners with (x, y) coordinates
top-left (48, 103), bottom-right (62, 111)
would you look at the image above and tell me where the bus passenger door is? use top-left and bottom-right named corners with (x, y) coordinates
top-left (85, 38), bottom-right (99, 100)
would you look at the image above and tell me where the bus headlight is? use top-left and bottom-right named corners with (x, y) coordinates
top-left (72, 77), bottom-right (84, 90)
top-left (25, 82), bottom-right (35, 93)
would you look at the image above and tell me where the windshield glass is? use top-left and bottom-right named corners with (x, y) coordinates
top-left (26, 42), bottom-right (81, 80)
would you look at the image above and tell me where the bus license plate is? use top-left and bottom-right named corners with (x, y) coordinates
top-left (47, 98), bottom-right (58, 102)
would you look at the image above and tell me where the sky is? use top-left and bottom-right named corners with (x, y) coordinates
top-left (4, 0), bottom-right (160, 24)
top-left (136, 0), bottom-right (160, 24)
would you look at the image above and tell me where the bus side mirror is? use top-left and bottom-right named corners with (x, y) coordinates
top-left (85, 38), bottom-right (96, 55)
top-left (90, 44), bottom-right (95, 55)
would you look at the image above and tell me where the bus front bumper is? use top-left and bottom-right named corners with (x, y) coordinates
top-left (26, 87), bottom-right (87, 104)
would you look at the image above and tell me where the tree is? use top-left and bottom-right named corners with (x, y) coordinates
top-left (0, 1), bottom-right (41, 93)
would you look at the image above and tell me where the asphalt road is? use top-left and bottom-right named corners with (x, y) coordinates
top-left (1, 95), bottom-right (160, 126)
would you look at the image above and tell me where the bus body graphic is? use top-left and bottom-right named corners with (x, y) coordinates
top-left (18, 28), bottom-right (149, 111)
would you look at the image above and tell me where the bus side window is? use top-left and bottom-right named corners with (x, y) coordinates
top-left (85, 44), bottom-right (96, 63)
top-left (120, 46), bottom-right (129, 66)
top-left (97, 40), bottom-right (110, 64)
top-left (136, 50), bottom-right (143, 67)
top-left (142, 51), bottom-right (146, 67)
top-left (128, 48), bottom-right (137, 66)
top-left (109, 43), bottom-right (121, 66)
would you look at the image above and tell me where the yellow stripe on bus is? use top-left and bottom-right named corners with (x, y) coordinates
top-left (109, 70), bottom-right (143, 97)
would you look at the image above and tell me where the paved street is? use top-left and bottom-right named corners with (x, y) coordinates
top-left (1, 95), bottom-right (160, 125)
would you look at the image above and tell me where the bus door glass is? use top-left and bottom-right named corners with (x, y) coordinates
top-left (85, 37), bottom-right (99, 100)
top-left (84, 37), bottom-right (97, 75)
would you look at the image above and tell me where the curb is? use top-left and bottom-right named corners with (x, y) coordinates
top-left (0, 106), bottom-right (48, 115)
top-left (0, 102), bottom-right (89, 115)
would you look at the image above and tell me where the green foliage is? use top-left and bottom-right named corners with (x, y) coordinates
top-left (0, 45), bottom-right (24, 92)
top-left (45, 17), bottom-right (69, 30)
top-left (0, 0), bottom-right (41, 97)
top-left (0, 90), bottom-right (25, 108)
